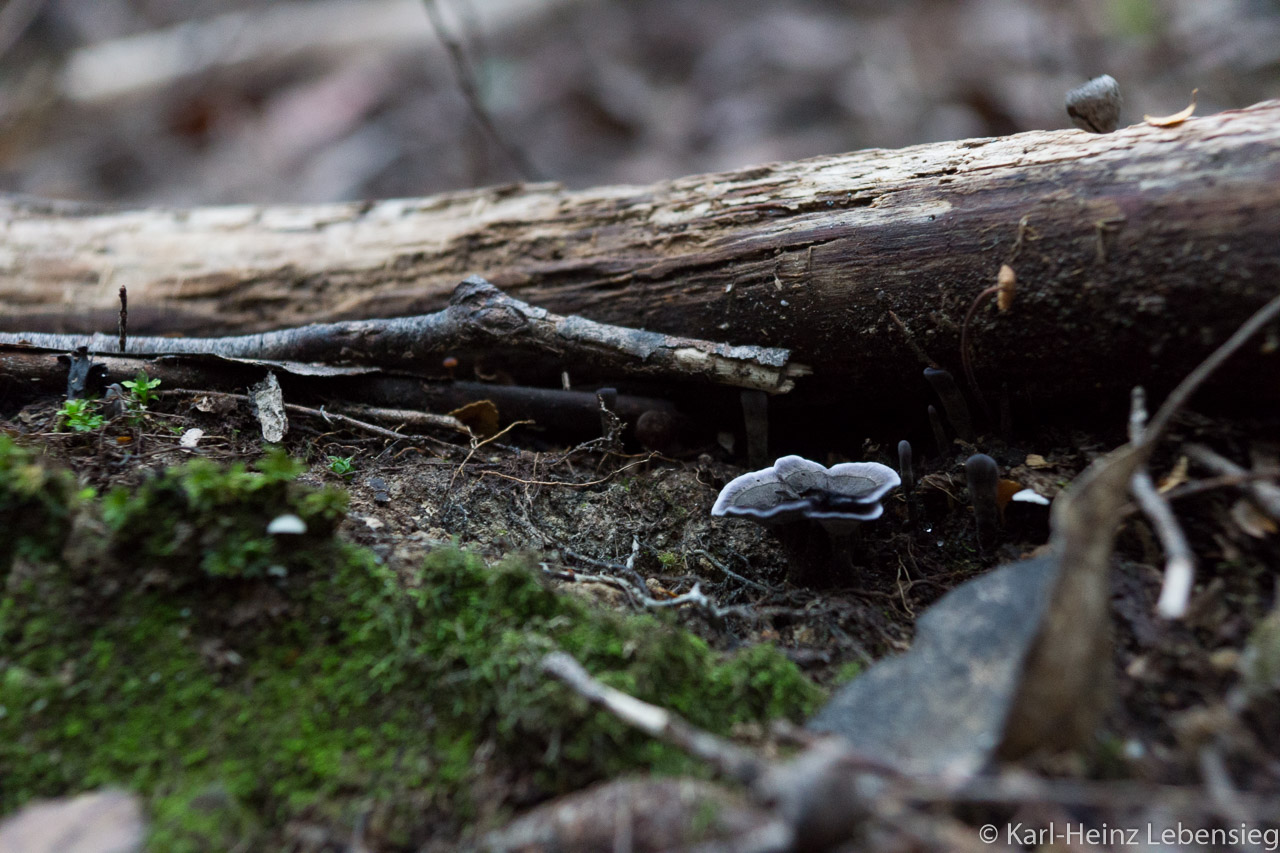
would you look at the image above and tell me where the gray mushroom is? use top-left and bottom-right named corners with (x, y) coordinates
top-left (965, 452), bottom-right (1000, 550)
top-left (712, 455), bottom-right (900, 584)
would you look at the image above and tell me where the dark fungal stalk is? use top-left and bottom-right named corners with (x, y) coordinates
top-left (898, 440), bottom-right (915, 495)
top-left (924, 367), bottom-right (974, 443)
top-left (965, 452), bottom-right (1000, 550)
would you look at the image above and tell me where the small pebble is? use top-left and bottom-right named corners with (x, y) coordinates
top-left (1066, 75), bottom-right (1122, 133)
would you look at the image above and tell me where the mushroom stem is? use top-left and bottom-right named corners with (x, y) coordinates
top-left (959, 285), bottom-right (999, 426)
top-left (826, 526), bottom-right (861, 574)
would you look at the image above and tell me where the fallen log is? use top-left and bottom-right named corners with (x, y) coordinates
top-left (2, 101), bottom-right (1279, 419)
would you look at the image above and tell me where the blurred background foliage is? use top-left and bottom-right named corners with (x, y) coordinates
top-left (0, 0), bottom-right (1277, 205)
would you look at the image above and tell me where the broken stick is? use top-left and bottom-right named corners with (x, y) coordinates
top-left (0, 277), bottom-right (809, 394)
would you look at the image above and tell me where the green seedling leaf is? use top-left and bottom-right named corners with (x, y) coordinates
top-left (326, 455), bottom-right (355, 477)
top-left (121, 369), bottom-right (161, 407)
top-left (58, 399), bottom-right (105, 433)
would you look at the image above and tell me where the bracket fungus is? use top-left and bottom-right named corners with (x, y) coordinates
top-left (712, 455), bottom-right (900, 585)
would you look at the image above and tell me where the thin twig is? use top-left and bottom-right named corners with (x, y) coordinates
top-left (885, 308), bottom-right (936, 368)
top-left (421, 0), bottom-right (542, 181)
top-left (331, 403), bottom-right (473, 436)
top-left (1131, 469), bottom-right (1196, 618)
top-left (118, 286), bottom-right (127, 354)
top-left (446, 418), bottom-right (535, 493)
top-left (691, 548), bottom-right (772, 592)
top-left (1120, 292), bottom-right (1280, 618)
top-left (1174, 471), bottom-right (1280, 504)
top-left (543, 564), bottom-right (721, 615)
top-left (958, 285), bottom-right (999, 423)
top-left (1185, 443), bottom-right (1280, 522)
top-left (541, 651), bottom-right (766, 785)
top-left (1128, 384), bottom-right (1194, 615)
top-left (161, 389), bottom-right (464, 447)
top-left (0, 276), bottom-right (806, 394)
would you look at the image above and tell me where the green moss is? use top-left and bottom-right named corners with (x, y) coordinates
top-left (100, 447), bottom-right (348, 580)
top-left (0, 436), bottom-right (85, 571)
top-left (833, 660), bottom-right (864, 684)
top-left (0, 452), bottom-right (822, 848)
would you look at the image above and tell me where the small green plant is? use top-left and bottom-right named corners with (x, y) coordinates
top-left (325, 455), bottom-right (355, 477)
top-left (122, 370), bottom-right (161, 408)
top-left (121, 370), bottom-right (162, 425)
top-left (58, 398), bottom-right (104, 432)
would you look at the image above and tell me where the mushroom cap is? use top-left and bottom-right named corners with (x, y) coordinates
top-left (712, 455), bottom-right (901, 525)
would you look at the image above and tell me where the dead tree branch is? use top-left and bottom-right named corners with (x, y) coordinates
top-left (0, 276), bottom-right (804, 394)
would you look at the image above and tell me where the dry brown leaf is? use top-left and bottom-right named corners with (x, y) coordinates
top-left (1024, 453), bottom-right (1051, 468)
top-left (996, 478), bottom-right (1022, 512)
top-left (1144, 89), bottom-right (1198, 127)
top-left (1230, 498), bottom-right (1278, 539)
top-left (448, 399), bottom-right (500, 438)
top-left (1157, 456), bottom-right (1189, 493)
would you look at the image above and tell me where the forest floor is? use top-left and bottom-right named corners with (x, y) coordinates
top-left (3, 0), bottom-right (1280, 849)
top-left (3, 369), bottom-right (1279, 849)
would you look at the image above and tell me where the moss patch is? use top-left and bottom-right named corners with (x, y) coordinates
top-left (100, 447), bottom-right (349, 580)
top-left (0, 435), bottom-right (86, 570)
top-left (0, 445), bottom-right (821, 849)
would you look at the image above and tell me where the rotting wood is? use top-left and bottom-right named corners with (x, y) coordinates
top-left (2, 101), bottom-right (1280, 411)
top-left (0, 276), bottom-right (807, 394)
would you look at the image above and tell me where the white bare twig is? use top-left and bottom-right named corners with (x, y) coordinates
top-left (1185, 443), bottom-right (1280, 522)
top-left (1131, 469), bottom-right (1196, 618)
top-left (1123, 292), bottom-right (1280, 619)
top-left (541, 651), bottom-right (765, 785)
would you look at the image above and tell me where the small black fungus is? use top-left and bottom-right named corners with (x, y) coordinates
top-left (58, 346), bottom-right (109, 401)
top-left (924, 367), bottom-right (974, 443)
top-left (965, 453), bottom-right (1000, 549)
top-left (635, 409), bottom-right (683, 455)
top-left (898, 440), bottom-right (915, 495)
